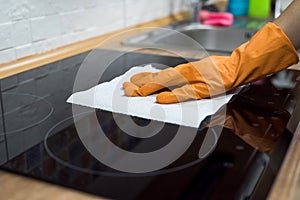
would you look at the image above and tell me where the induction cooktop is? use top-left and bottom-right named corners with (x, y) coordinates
top-left (0, 50), bottom-right (299, 200)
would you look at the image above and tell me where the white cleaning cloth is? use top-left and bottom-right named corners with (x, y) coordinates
top-left (67, 65), bottom-right (234, 128)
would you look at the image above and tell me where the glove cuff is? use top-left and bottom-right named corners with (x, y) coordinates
top-left (228, 22), bottom-right (299, 88)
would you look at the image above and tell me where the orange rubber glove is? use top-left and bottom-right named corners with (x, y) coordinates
top-left (123, 23), bottom-right (299, 104)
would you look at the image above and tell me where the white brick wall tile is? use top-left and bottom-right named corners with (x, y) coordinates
top-left (94, 0), bottom-right (124, 8)
top-left (32, 40), bottom-right (51, 54)
top-left (15, 43), bottom-right (35, 59)
top-left (0, 48), bottom-right (16, 64)
top-left (93, 4), bottom-right (125, 31)
top-left (171, 0), bottom-right (188, 14)
top-left (125, 0), bottom-right (182, 26)
top-left (60, 12), bottom-right (75, 35)
top-left (81, 0), bottom-right (99, 9)
top-left (28, 0), bottom-right (58, 18)
top-left (8, 0), bottom-right (31, 21)
top-left (73, 10), bottom-right (88, 31)
top-left (0, 1), bottom-right (10, 24)
top-left (12, 20), bottom-right (32, 46)
top-left (0, 0), bottom-right (181, 64)
top-left (65, 32), bottom-right (83, 44)
top-left (51, 0), bottom-right (83, 13)
top-left (30, 15), bottom-right (62, 42)
top-left (47, 37), bottom-right (62, 50)
top-left (125, 0), bottom-right (172, 27)
top-left (84, 7), bottom-right (104, 29)
top-left (30, 17), bottom-right (46, 41)
top-left (83, 27), bottom-right (104, 40)
top-left (79, 9), bottom-right (95, 31)
top-left (60, 10), bottom-right (86, 34)
top-left (0, 23), bottom-right (13, 50)
top-left (57, 34), bottom-right (74, 47)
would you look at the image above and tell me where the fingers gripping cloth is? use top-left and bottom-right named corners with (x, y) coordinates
top-left (123, 23), bottom-right (299, 104)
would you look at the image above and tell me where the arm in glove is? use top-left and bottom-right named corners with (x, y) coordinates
top-left (123, 22), bottom-right (299, 104)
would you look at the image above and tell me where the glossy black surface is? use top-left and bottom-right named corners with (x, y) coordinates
top-left (0, 49), bottom-right (299, 200)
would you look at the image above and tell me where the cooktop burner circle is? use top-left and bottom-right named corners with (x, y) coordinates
top-left (44, 111), bottom-right (218, 177)
top-left (1, 92), bottom-right (53, 136)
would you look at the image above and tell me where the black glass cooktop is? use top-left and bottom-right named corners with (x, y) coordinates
top-left (0, 49), bottom-right (299, 200)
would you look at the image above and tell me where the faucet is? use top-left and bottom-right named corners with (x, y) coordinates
top-left (185, 0), bottom-right (203, 23)
top-left (192, 0), bottom-right (203, 23)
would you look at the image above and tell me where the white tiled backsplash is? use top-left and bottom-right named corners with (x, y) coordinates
top-left (0, 0), bottom-right (186, 64)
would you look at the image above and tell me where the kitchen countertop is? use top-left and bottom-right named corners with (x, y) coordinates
top-left (0, 170), bottom-right (106, 200)
top-left (268, 124), bottom-right (300, 200)
top-left (0, 12), bottom-right (299, 200)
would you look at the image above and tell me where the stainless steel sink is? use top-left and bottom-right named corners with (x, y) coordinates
top-left (122, 23), bottom-right (257, 53)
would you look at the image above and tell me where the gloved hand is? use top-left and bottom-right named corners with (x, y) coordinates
top-left (123, 23), bottom-right (299, 104)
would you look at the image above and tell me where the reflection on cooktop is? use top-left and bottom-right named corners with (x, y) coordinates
top-left (0, 50), bottom-right (299, 200)
top-left (2, 109), bottom-right (269, 200)
top-left (1, 92), bottom-right (53, 135)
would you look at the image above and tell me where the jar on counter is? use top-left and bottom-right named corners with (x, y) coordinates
top-left (248, 0), bottom-right (271, 19)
